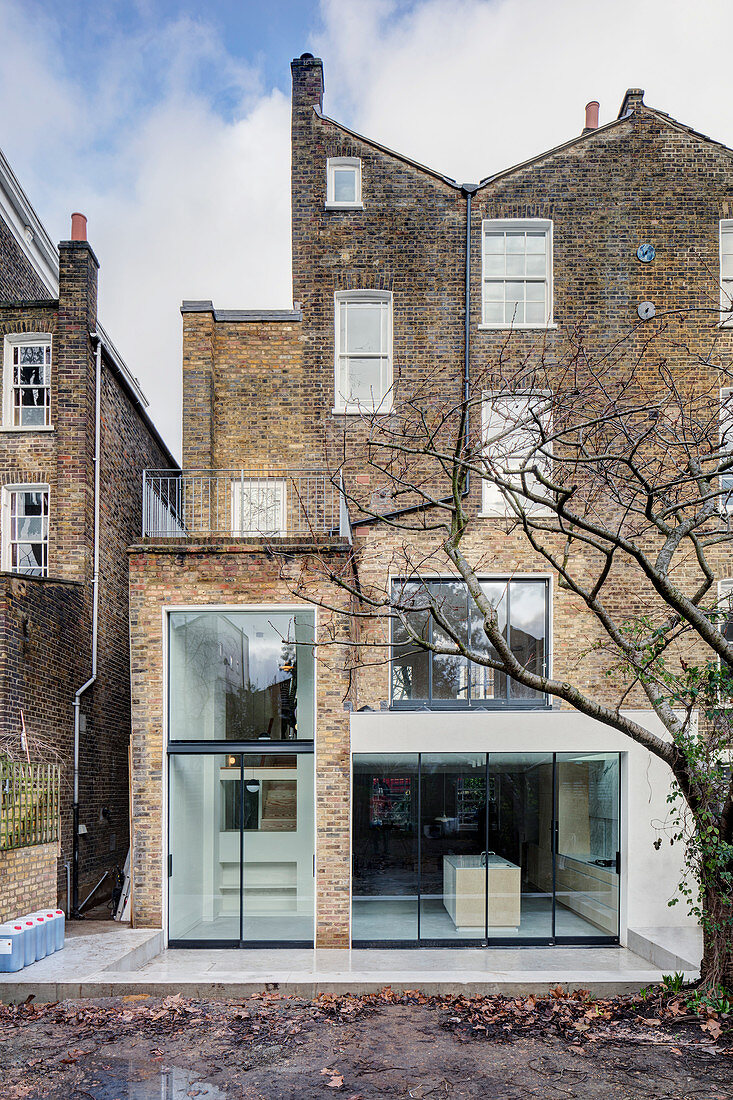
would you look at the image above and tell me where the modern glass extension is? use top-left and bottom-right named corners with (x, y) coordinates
top-left (167, 609), bottom-right (315, 947)
top-left (352, 752), bottom-right (620, 946)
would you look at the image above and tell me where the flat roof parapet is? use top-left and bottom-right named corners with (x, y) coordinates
top-left (181, 300), bottom-right (303, 323)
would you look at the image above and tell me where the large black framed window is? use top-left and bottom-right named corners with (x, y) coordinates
top-left (391, 578), bottom-right (549, 708)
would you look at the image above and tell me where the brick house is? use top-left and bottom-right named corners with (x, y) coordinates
top-left (0, 145), bottom-right (176, 918)
top-left (128, 56), bottom-right (732, 955)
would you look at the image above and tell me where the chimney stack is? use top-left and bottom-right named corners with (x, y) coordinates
top-left (584, 101), bottom-right (600, 132)
top-left (70, 212), bottom-right (87, 241)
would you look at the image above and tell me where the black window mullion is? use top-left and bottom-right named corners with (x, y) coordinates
top-left (484, 753), bottom-right (490, 945)
top-left (417, 753), bottom-right (422, 944)
top-left (551, 752), bottom-right (557, 942)
top-left (239, 754), bottom-right (244, 946)
top-left (506, 581), bottom-right (512, 700)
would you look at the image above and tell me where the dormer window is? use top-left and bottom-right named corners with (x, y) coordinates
top-left (326, 158), bottom-right (362, 209)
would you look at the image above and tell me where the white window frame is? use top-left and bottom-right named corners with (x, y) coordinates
top-left (333, 290), bottom-right (393, 414)
top-left (325, 157), bottom-right (363, 209)
top-left (481, 393), bottom-right (553, 516)
top-left (1, 484), bottom-right (50, 576)
top-left (2, 333), bottom-right (53, 430)
top-left (480, 218), bottom-right (554, 330)
top-left (231, 478), bottom-right (287, 537)
top-left (717, 579), bottom-right (733, 706)
top-left (720, 221), bottom-right (733, 327)
top-left (720, 388), bottom-right (733, 508)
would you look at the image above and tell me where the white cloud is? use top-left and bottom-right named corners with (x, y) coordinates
top-left (315, 0), bottom-right (733, 184)
top-left (2, 0), bottom-right (732, 459)
top-left (0, 3), bottom-right (291, 458)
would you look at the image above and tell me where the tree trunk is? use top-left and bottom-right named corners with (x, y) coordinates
top-left (700, 890), bottom-right (733, 989)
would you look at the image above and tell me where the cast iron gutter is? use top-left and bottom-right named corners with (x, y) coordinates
top-left (350, 183), bottom-right (477, 528)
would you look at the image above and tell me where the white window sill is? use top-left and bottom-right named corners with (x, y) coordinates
top-left (478, 507), bottom-right (553, 518)
top-left (332, 406), bottom-right (393, 416)
top-left (478, 323), bottom-right (558, 331)
top-left (0, 425), bottom-right (54, 433)
top-left (325, 201), bottom-right (364, 211)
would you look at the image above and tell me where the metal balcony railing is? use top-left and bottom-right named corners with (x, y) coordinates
top-left (142, 469), bottom-right (350, 540)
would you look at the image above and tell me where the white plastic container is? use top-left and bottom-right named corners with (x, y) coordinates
top-left (38, 909), bottom-right (64, 952)
top-left (27, 913), bottom-right (48, 960)
top-left (21, 919), bottom-right (36, 966)
top-left (0, 922), bottom-right (25, 973)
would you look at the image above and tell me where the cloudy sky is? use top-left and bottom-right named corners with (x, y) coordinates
top-left (1, 0), bottom-right (729, 458)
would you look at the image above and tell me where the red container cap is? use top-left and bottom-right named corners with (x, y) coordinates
top-left (24, 921), bottom-right (33, 926)
top-left (12, 925), bottom-right (21, 930)
top-left (55, 910), bottom-right (63, 916)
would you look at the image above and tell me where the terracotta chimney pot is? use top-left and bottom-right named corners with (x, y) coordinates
top-left (70, 212), bottom-right (87, 241)
top-left (584, 101), bottom-right (600, 130)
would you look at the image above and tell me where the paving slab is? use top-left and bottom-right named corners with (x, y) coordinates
top-left (0, 921), bottom-right (691, 1001)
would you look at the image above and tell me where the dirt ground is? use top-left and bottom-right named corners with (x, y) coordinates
top-left (1, 988), bottom-right (732, 1099)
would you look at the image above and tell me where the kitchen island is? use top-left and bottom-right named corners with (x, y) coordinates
top-left (443, 853), bottom-right (521, 930)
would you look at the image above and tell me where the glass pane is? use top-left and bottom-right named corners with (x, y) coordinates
top-left (505, 283), bottom-right (524, 302)
top-left (483, 301), bottom-right (503, 324)
top-left (525, 301), bottom-right (546, 325)
top-left (12, 543), bottom-right (44, 574)
top-left (352, 755), bottom-right (419, 942)
top-left (333, 167), bottom-right (356, 203)
top-left (483, 232), bottom-right (505, 254)
top-left (241, 753), bottom-right (314, 943)
top-left (526, 253), bottom-right (547, 277)
top-left (509, 581), bottom-right (546, 699)
top-left (555, 754), bottom-right (620, 938)
top-left (470, 583), bottom-right (508, 699)
top-left (18, 344), bottom-right (45, 365)
top-left (169, 753), bottom-right (239, 942)
top-left (391, 586), bottom-right (430, 702)
top-left (341, 356), bottom-right (382, 405)
top-left (505, 253), bottom-right (525, 277)
top-left (488, 754), bottom-right (554, 939)
top-left (505, 232), bottom-right (524, 253)
top-left (483, 253), bottom-right (504, 276)
top-left (420, 754), bottom-right (487, 941)
top-left (168, 610), bottom-right (315, 740)
top-left (525, 281), bottom-right (545, 301)
top-left (345, 302), bottom-right (383, 353)
top-left (525, 232), bottom-right (546, 253)
top-left (483, 281), bottom-right (503, 301)
top-left (505, 300), bottom-right (525, 324)
top-left (431, 581), bottom-right (469, 700)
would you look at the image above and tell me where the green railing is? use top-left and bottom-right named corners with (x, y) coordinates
top-left (0, 760), bottom-right (60, 850)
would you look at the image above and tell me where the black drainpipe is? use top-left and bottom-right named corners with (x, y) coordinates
top-left (351, 182), bottom-right (478, 527)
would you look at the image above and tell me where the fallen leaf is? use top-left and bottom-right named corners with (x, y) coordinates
top-left (702, 1018), bottom-right (722, 1039)
top-left (326, 1076), bottom-right (344, 1089)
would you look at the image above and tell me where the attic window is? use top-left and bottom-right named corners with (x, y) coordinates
top-left (326, 158), bottom-right (362, 209)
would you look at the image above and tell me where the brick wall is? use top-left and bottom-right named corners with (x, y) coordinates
top-left (0, 218), bottom-right (50, 302)
top-left (0, 842), bottom-right (59, 923)
top-left (128, 541), bottom-right (353, 945)
top-left (0, 233), bottom-right (175, 905)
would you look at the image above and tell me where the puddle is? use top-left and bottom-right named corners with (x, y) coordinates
top-left (63, 1057), bottom-right (227, 1098)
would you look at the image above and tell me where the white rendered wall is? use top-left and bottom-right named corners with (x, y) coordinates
top-left (350, 709), bottom-right (695, 944)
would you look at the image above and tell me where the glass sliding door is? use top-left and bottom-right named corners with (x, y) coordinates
top-left (352, 755), bottom-right (419, 943)
top-left (241, 753), bottom-right (314, 944)
top-left (168, 751), bottom-right (314, 946)
top-left (555, 753), bottom-right (620, 939)
top-left (351, 752), bottom-right (621, 947)
top-left (419, 754), bottom-right (486, 942)
top-left (169, 753), bottom-right (239, 943)
top-left (487, 754), bottom-right (554, 940)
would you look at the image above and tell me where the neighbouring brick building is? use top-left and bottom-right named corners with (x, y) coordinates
top-left (0, 144), bottom-right (176, 918)
top-left (129, 56), bottom-right (732, 959)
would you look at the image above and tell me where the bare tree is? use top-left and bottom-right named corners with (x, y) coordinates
top-left (296, 313), bottom-right (733, 987)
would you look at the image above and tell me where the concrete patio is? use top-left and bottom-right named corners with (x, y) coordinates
top-left (0, 920), bottom-right (702, 1003)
